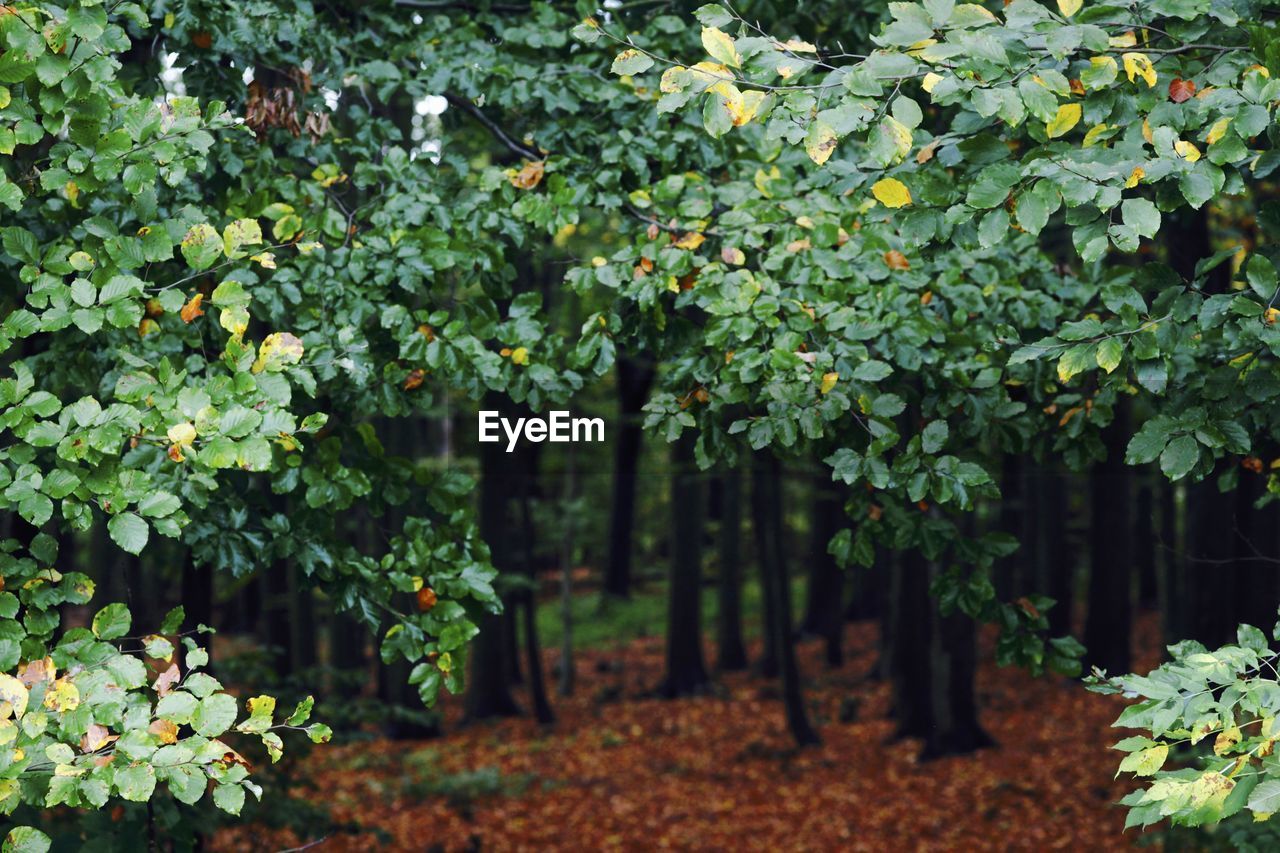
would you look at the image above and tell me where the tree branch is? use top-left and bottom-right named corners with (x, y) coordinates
top-left (443, 93), bottom-right (542, 160)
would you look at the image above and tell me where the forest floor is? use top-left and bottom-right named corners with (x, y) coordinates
top-left (213, 602), bottom-right (1166, 852)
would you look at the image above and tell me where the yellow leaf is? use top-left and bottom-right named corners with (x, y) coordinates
top-left (252, 331), bottom-right (305, 374)
top-left (690, 61), bottom-right (732, 88)
top-left (871, 178), bottom-right (912, 208)
top-left (1057, 0), bottom-right (1083, 17)
top-left (1082, 124), bottom-right (1109, 147)
top-left (219, 307), bottom-right (249, 339)
top-left (1125, 167), bottom-right (1145, 188)
top-left (701, 27), bottom-right (740, 68)
top-left (660, 66), bottom-right (688, 94)
top-left (674, 231), bottom-right (706, 250)
top-left (921, 72), bottom-right (944, 94)
top-left (167, 422), bottom-right (197, 448)
top-left (1207, 117), bottom-right (1232, 145)
top-left (1122, 52), bottom-right (1157, 88)
top-left (820, 372), bottom-right (839, 394)
top-left (721, 247), bottom-right (746, 265)
top-left (0, 675), bottom-right (27, 720)
top-left (1142, 117), bottom-right (1153, 144)
top-left (775, 38), bottom-right (817, 53)
top-left (1215, 726), bottom-right (1242, 756)
top-left (805, 121), bottom-right (838, 165)
top-left (1109, 31), bottom-right (1137, 48)
top-left (247, 695), bottom-right (276, 718)
top-left (510, 346), bottom-right (529, 365)
top-left (1045, 103), bottom-right (1082, 139)
top-left (43, 677), bottom-right (79, 713)
top-left (1175, 139), bottom-right (1201, 162)
top-left (883, 116), bottom-right (914, 163)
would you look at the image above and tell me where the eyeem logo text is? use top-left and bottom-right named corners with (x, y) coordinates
top-left (478, 410), bottom-right (604, 452)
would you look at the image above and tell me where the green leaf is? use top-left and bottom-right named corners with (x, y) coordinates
top-left (114, 764), bottom-right (157, 802)
top-left (192, 693), bottom-right (238, 737)
top-left (213, 782), bottom-right (246, 815)
top-left (1160, 434), bottom-right (1200, 480)
top-left (2, 827), bottom-right (51, 853)
top-left (611, 50), bottom-right (654, 76)
top-left (181, 224), bottom-right (222, 271)
top-left (92, 603), bottom-right (131, 640)
top-left (108, 512), bottom-right (149, 555)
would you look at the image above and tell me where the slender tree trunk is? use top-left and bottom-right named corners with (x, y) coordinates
top-left (994, 454), bottom-right (1025, 600)
top-left (886, 546), bottom-right (933, 739)
top-left (1033, 465), bottom-right (1074, 639)
top-left (801, 474), bottom-right (845, 667)
top-left (1083, 404), bottom-right (1133, 674)
top-left (752, 451), bottom-right (820, 746)
top-left (846, 545), bottom-right (883, 623)
top-left (558, 444), bottom-right (577, 697)
top-left (1184, 478), bottom-right (1236, 647)
top-left (716, 466), bottom-right (748, 671)
top-left (465, 393), bottom-right (521, 721)
top-left (1157, 479), bottom-right (1184, 648)
top-left (517, 443), bottom-right (553, 724)
top-left (660, 432), bottom-right (711, 696)
top-left (1135, 474), bottom-right (1158, 607)
top-left (602, 354), bottom-right (654, 599)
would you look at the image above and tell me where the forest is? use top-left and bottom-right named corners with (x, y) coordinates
top-left (3, 0), bottom-right (1280, 849)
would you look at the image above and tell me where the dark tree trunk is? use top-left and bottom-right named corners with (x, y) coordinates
top-left (1032, 465), bottom-right (1074, 639)
top-left (181, 555), bottom-right (214, 672)
top-left (1135, 475), bottom-right (1158, 607)
top-left (846, 545), bottom-right (883, 623)
top-left (923, 560), bottom-right (993, 758)
top-left (1184, 478), bottom-right (1236, 647)
top-left (994, 453), bottom-right (1025, 600)
top-left (716, 466), bottom-right (748, 671)
top-left (516, 442), bottom-right (554, 725)
top-left (801, 475), bottom-right (845, 667)
top-left (660, 431), bottom-right (711, 696)
top-left (752, 451), bottom-right (820, 746)
top-left (602, 354), bottom-right (655, 599)
top-left (464, 393), bottom-right (522, 721)
top-left (886, 546), bottom-right (934, 740)
top-left (1156, 478), bottom-right (1185, 648)
top-left (1233, 469), bottom-right (1279, 634)
top-left (1083, 405), bottom-right (1133, 674)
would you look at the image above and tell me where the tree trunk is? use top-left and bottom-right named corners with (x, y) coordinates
top-left (994, 453), bottom-right (1025, 600)
top-left (1029, 464), bottom-right (1074, 638)
top-left (602, 354), bottom-right (655, 599)
top-left (517, 442), bottom-right (554, 724)
top-left (464, 393), bottom-right (521, 721)
top-left (1083, 405), bottom-right (1133, 674)
top-left (752, 451), bottom-right (820, 746)
top-left (924, 569), bottom-right (994, 757)
top-left (1134, 474), bottom-right (1158, 607)
top-left (716, 466), bottom-right (748, 671)
top-left (660, 432), bottom-right (711, 696)
top-left (801, 474), bottom-right (845, 667)
top-left (886, 546), bottom-right (934, 740)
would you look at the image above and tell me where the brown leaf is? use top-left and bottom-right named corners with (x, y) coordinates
top-left (148, 719), bottom-right (179, 745)
top-left (1169, 77), bottom-right (1196, 103)
top-left (153, 662), bottom-right (181, 697)
top-left (417, 587), bottom-right (438, 613)
top-left (404, 369), bottom-right (425, 391)
top-left (883, 250), bottom-right (910, 270)
top-left (82, 723), bottom-right (118, 753)
top-left (510, 160), bottom-right (545, 190)
top-left (180, 293), bottom-right (204, 323)
top-left (18, 657), bottom-right (54, 687)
